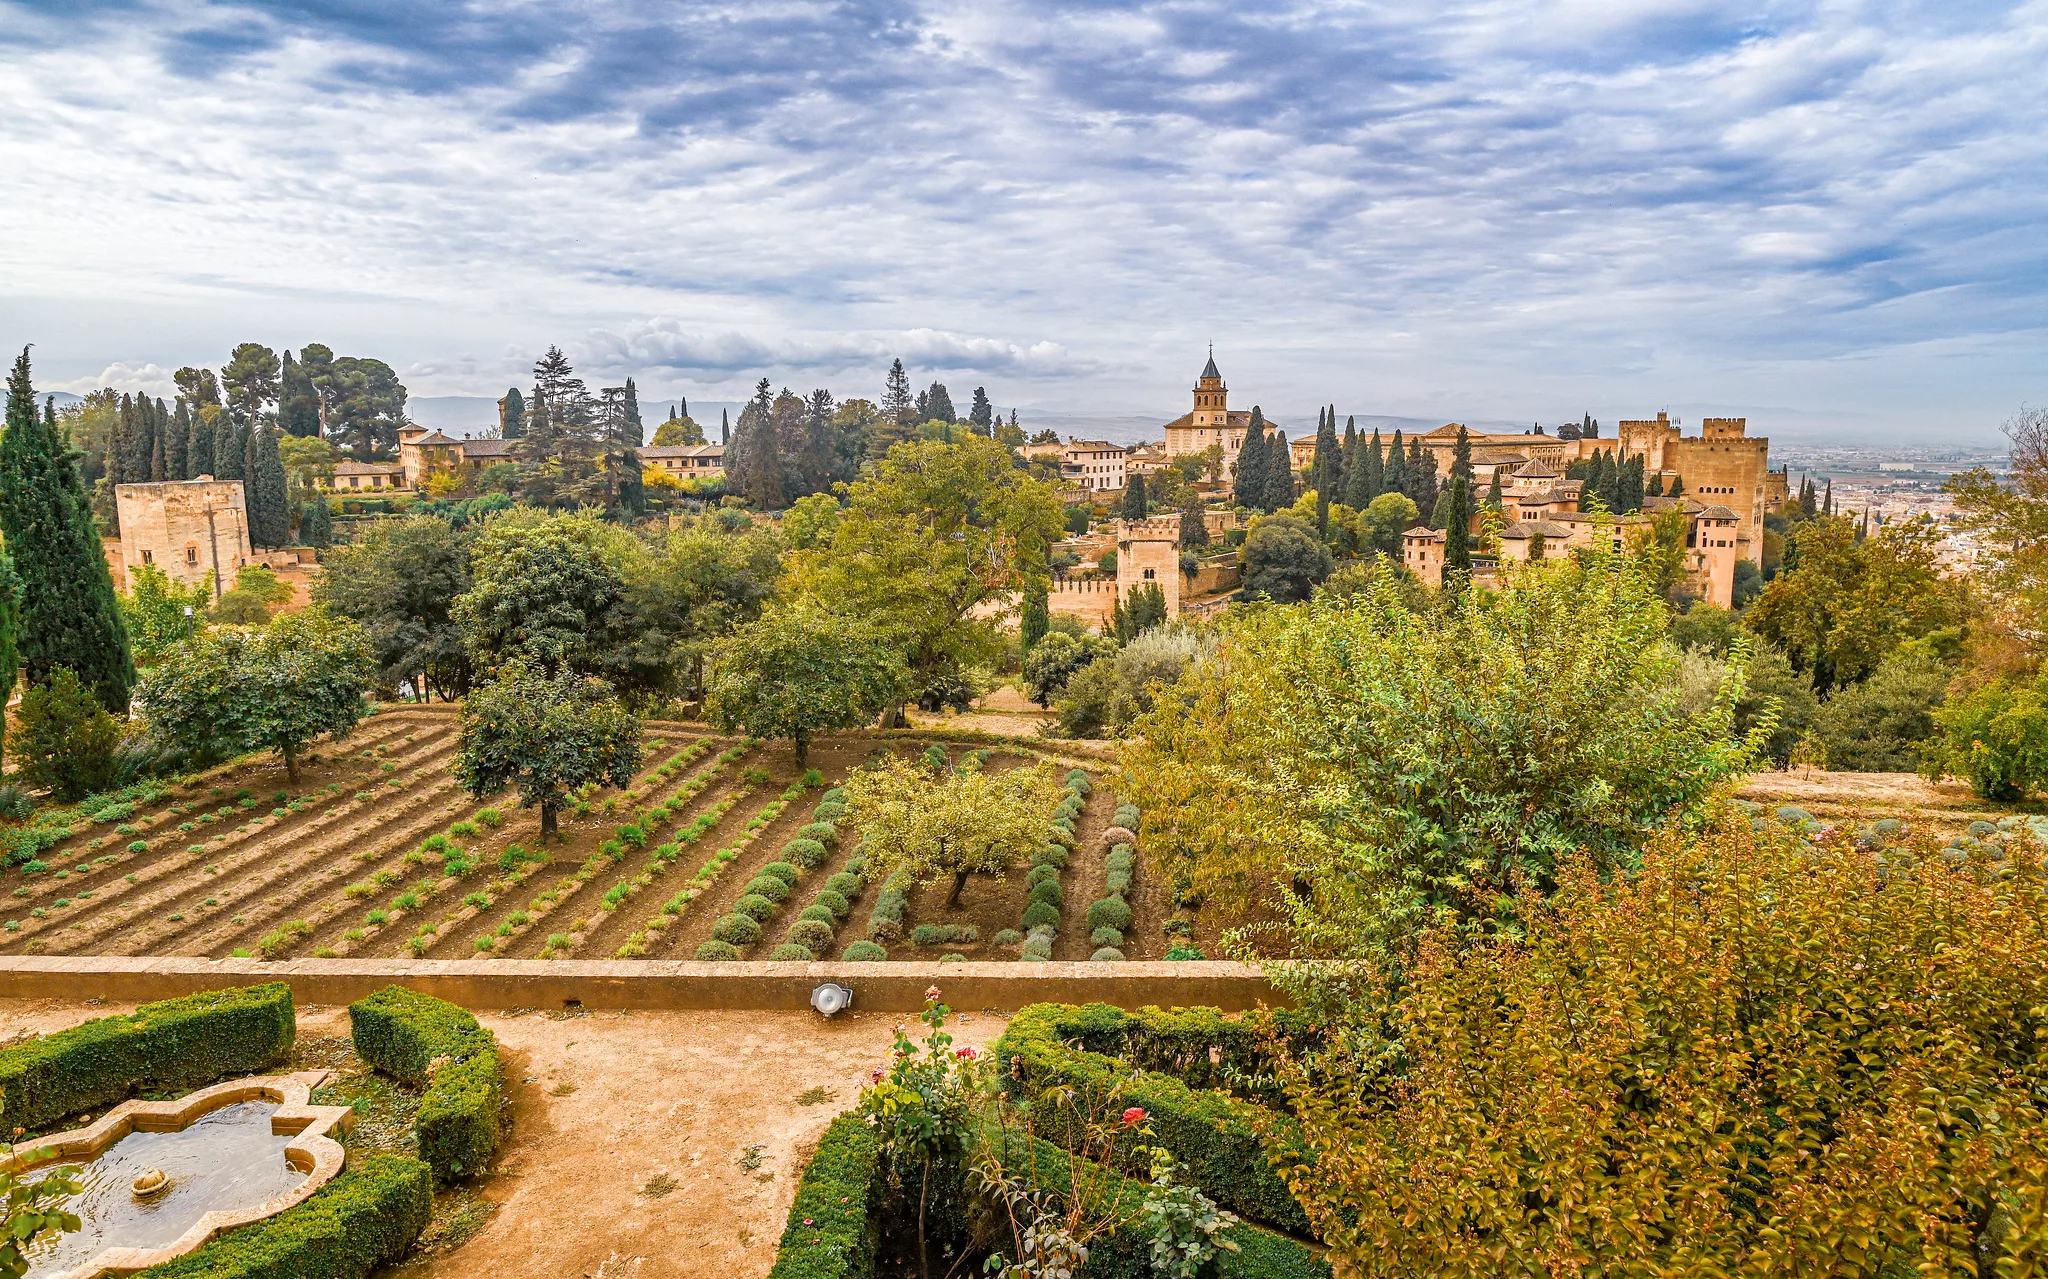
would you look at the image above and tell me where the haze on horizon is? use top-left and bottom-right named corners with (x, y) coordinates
top-left (3, 0), bottom-right (2043, 445)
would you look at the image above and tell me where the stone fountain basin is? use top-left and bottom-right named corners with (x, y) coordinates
top-left (0, 1071), bottom-right (353, 1279)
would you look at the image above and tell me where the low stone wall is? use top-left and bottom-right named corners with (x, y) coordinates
top-left (0, 958), bottom-right (1279, 1013)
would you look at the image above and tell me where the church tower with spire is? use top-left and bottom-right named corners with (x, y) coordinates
top-left (1192, 348), bottom-right (1227, 430)
top-left (1160, 348), bottom-right (1272, 482)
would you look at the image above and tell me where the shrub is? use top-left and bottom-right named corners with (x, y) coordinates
top-left (695, 939), bottom-right (740, 960)
top-left (783, 838), bottom-right (828, 869)
top-left (765, 1112), bottom-right (881, 1279)
top-left (992, 928), bottom-right (1024, 946)
top-left (806, 890), bottom-right (846, 920)
top-left (1100, 825), bottom-right (1137, 847)
top-left (911, 922), bottom-right (978, 946)
top-left (841, 940), bottom-right (887, 961)
top-left (0, 983), bottom-right (295, 1132)
top-left (1021, 935), bottom-right (1054, 960)
top-left (825, 872), bottom-right (861, 900)
top-left (797, 822), bottom-right (838, 846)
top-left (347, 986), bottom-right (501, 1184)
top-left (745, 875), bottom-right (791, 903)
top-left (761, 860), bottom-right (803, 886)
top-left (1105, 845), bottom-right (1135, 872)
top-left (787, 919), bottom-right (836, 952)
top-left (1113, 802), bottom-right (1141, 829)
top-left (818, 786), bottom-right (846, 805)
top-left (1091, 926), bottom-right (1125, 948)
top-left (712, 914), bottom-right (762, 945)
top-left (1089, 946), bottom-right (1125, 961)
top-left (1021, 900), bottom-right (1062, 930)
top-left (1087, 895), bottom-right (1133, 932)
top-left (735, 893), bottom-right (779, 922)
top-left (799, 903), bottom-right (837, 924)
top-left (812, 799), bottom-right (847, 824)
top-left (1064, 769), bottom-right (1093, 794)
top-left (769, 943), bottom-right (815, 961)
top-left (1027, 878), bottom-right (1064, 908)
top-left (1032, 843), bottom-right (1069, 869)
top-left (135, 1154), bottom-right (432, 1279)
top-left (1105, 866), bottom-right (1133, 895)
top-left (1165, 944), bottom-right (1208, 960)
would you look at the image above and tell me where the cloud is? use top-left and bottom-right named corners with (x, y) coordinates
top-left (47, 362), bottom-right (181, 398)
top-left (0, 0), bottom-right (2043, 435)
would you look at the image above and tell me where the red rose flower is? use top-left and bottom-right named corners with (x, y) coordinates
top-left (1122, 1107), bottom-right (1146, 1127)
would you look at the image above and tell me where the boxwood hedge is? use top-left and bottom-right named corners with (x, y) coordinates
top-left (135, 1153), bottom-right (432, 1279)
top-left (992, 1002), bottom-right (1311, 1234)
top-left (767, 1112), bottom-right (882, 1279)
top-left (348, 986), bottom-right (503, 1185)
top-left (0, 982), bottom-right (294, 1134)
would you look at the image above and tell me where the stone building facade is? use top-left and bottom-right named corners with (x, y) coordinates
top-left (115, 478), bottom-right (252, 591)
top-left (1115, 515), bottom-right (1183, 615)
top-left (1161, 353), bottom-right (1280, 482)
top-left (1613, 413), bottom-right (1772, 557)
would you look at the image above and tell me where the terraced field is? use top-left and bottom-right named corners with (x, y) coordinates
top-left (1, 711), bottom-right (1173, 961)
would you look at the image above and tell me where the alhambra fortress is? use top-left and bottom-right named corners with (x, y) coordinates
top-left (110, 353), bottom-right (1783, 614)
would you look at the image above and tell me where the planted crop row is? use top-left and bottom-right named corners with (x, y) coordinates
top-left (691, 772), bottom-right (831, 960)
top-left (755, 789), bottom-right (872, 961)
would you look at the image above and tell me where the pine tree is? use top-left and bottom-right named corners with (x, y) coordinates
top-left (970, 387), bottom-right (994, 436)
top-left (1233, 407), bottom-right (1268, 508)
top-left (1262, 432), bottom-right (1295, 512)
top-left (0, 349), bottom-right (135, 712)
top-left (1443, 427), bottom-right (1474, 576)
top-left (729, 379), bottom-right (785, 508)
top-left (1119, 473), bottom-right (1149, 520)
top-left (882, 358), bottom-right (916, 427)
top-left (615, 377), bottom-right (646, 515)
top-left (1178, 503), bottom-right (1209, 549)
top-left (501, 387), bottom-right (526, 440)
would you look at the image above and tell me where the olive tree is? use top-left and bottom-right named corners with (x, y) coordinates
top-left (456, 662), bottom-right (640, 837)
top-left (704, 604), bottom-right (906, 766)
top-left (844, 755), bottom-right (1063, 906)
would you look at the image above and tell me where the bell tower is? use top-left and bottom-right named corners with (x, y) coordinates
top-left (1192, 347), bottom-right (1227, 429)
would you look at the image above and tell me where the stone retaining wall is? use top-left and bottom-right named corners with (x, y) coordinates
top-left (0, 957), bottom-right (1279, 1013)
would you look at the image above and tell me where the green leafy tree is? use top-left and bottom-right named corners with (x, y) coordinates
top-left (789, 435), bottom-right (1062, 717)
top-left (1810, 648), bottom-right (1950, 772)
top-left (1355, 492), bottom-right (1418, 558)
top-left (843, 754), bottom-right (1064, 906)
top-left (9, 666), bottom-right (124, 801)
top-left (1923, 668), bottom-right (2048, 801)
top-left (1021, 630), bottom-right (1117, 706)
top-left (0, 349), bottom-right (135, 711)
top-left (1946, 404), bottom-right (2048, 665)
top-left (0, 546), bottom-right (15, 761)
top-left (138, 610), bottom-right (374, 781)
top-left (1745, 515), bottom-right (1963, 692)
top-left (1112, 581), bottom-right (1168, 643)
top-left (456, 661), bottom-right (640, 837)
top-left (1241, 513), bottom-right (1331, 603)
top-left (1125, 539), bottom-right (1758, 965)
top-left (315, 516), bottom-right (474, 698)
top-left (783, 492), bottom-right (842, 550)
top-left (121, 562), bottom-right (211, 664)
top-left (705, 604), bottom-right (906, 766)
top-left (299, 497), bottom-right (332, 547)
top-left (452, 512), bottom-right (625, 674)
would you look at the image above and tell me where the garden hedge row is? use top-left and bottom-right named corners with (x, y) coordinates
top-left (136, 1153), bottom-right (432, 1279)
top-left (992, 1002), bottom-right (1311, 1234)
top-left (0, 982), bottom-right (295, 1133)
top-left (348, 984), bottom-right (503, 1184)
top-left (766, 1112), bottom-right (884, 1279)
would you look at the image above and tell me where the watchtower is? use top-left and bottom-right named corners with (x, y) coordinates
top-left (1115, 516), bottom-right (1183, 615)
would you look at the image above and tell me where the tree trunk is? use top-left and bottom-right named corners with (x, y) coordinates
top-left (946, 868), bottom-right (969, 909)
top-left (283, 744), bottom-right (299, 783)
top-left (540, 802), bottom-right (558, 839)
top-left (794, 729), bottom-right (809, 768)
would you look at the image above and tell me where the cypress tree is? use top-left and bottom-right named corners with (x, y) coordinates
top-left (299, 496), bottom-right (332, 547)
top-left (1350, 428), bottom-right (1382, 510)
top-left (213, 418), bottom-right (245, 481)
top-left (1485, 466), bottom-right (1503, 513)
top-left (1233, 408), bottom-right (1268, 509)
top-left (0, 543), bottom-right (16, 761)
top-left (1384, 429), bottom-right (1407, 503)
top-left (0, 350), bottom-right (135, 712)
top-left (721, 407), bottom-right (730, 446)
top-left (1669, 474), bottom-right (1685, 499)
top-left (1339, 415), bottom-right (1358, 499)
top-left (1020, 583), bottom-right (1048, 654)
top-left (1646, 472), bottom-right (1664, 498)
top-left (279, 350), bottom-right (321, 437)
top-left (1622, 454), bottom-right (1645, 514)
top-left (1119, 472), bottom-right (1149, 520)
top-left (1311, 406), bottom-right (1340, 532)
top-left (248, 427), bottom-right (291, 547)
top-left (1580, 451), bottom-right (1606, 512)
top-left (1443, 426), bottom-right (1474, 576)
top-left (1262, 431), bottom-right (1295, 512)
top-left (1178, 502), bottom-right (1209, 549)
top-left (502, 387), bottom-right (526, 440)
top-left (149, 397), bottom-right (167, 482)
top-left (165, 399), bottom-right (191, 481)
top-left (1406, 437), bottom-right (1438, 521)
top-left (1823, 479), bottom-right (1834, 516)
top-left (187, 406), bottom-right (215, 479)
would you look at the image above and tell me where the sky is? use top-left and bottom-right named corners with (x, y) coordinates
top-left (3, 0), bottom-right (2045, 445)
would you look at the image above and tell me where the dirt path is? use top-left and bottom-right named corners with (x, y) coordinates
top-left (1053, 775), bottom-right (1115, 961)
top-left (0, 996), bottom-right (1010, 1279)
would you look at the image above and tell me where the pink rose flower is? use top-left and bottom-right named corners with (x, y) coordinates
top-left (955, 1046), bottom-right (977, 1060)
top-left (1122, 1107), bottom-right (1146, 1127)
top-left (926, 985), bottom-right (942, 1001)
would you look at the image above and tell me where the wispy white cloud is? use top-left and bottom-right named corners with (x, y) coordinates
top-left (0, 0), bottom-right (2043, 437)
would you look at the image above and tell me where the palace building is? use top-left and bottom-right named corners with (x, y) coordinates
top-left (1161, 352), bottom-right (1280, 481)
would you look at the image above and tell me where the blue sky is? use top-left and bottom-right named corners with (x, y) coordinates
top-left (3, 0), bottom-right (2044, 443)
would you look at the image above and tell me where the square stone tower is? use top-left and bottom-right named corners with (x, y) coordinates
top-left (115, 478), bottom-right (251, 591)
top-left (1115, 516), bottom-right (1183, 615)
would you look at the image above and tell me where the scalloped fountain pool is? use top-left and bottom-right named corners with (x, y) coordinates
top-left (23, 1100), bottom-right (308, 1278)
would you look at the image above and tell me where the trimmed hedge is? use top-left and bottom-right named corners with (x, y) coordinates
top-left (136, 1154), bottom-right (432, 1279)
top-left (0, 982), bottom-right (294, 1133)
top-left (767, 1112), bottom-right (882, 1279)
top-left (993, 1002), bottom-right (1311, 1234)
top-left (349, 986), bottom-right (503, 1184)
top-left (842, 940), bottom-right (887, 961)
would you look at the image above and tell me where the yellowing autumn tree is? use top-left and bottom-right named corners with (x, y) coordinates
top-left (842, 755), bottom-right (1063, 906)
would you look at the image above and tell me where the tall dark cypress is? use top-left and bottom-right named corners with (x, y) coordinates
top-left (187, 406), bottom-right (215, 479)
top-left (1405, 437), bottom-right (1437, 516)
top-left (165, 399), bottom-right (191, 481)
top-left (1349, 428), bottom-right (1381, 510)
top-left (0, 349), bottom-right (136, 712)
top-left (213, 418), bottom-right (245, 481)
top-left (150, 397), bottom-right (167, 481)
top-left (1311, 406), bottom-right (1340, 532)
top-left (1339, 415), bottom-right (1358, 502)
top-left (1232, 407), bottom-right (1268, 509)
top-left (247, 427), bottom-right (290, 548)
top-left (502, 387), bottom-right (526, 440)
top-left (616, 377), bottom-right (645, 515)
top-left (1443, 427), bottom-right (1474, 577)
top-left (1262, 431), bottom-right (1295, 512)
top-left (1383, 429), bottom-right (1407, 504)
top-left (0, 542), bottom-right (17, 761)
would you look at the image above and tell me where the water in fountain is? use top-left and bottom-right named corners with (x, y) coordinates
top-left (23, 1101), bottom-right (308, 1277)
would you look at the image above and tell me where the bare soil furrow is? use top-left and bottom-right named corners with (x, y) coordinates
top-left (1052, 777), bottom-right (1114, 961)
top-left (566, 776), bottom-right (766, 959)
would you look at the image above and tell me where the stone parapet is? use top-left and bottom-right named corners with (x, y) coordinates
top-left (0, 957), bottom-right (1282, 1013)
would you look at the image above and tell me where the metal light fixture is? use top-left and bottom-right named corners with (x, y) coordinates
top-left (811, 982), bottom-right (853, 1018)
